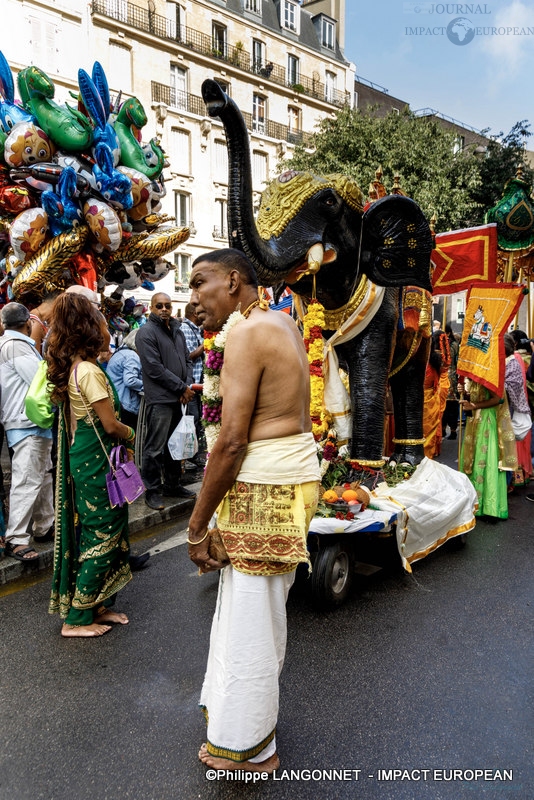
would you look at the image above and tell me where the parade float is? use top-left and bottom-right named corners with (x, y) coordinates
top-left (199, 79), bottom-right (486, 608)
top-left (0, 53), bottom-right (189, 327)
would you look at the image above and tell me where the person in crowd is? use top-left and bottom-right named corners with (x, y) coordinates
top-left (422, 332), bottom-right (444, 458)
top-left (180, 302), bottom-right (206, 466)
top-left (525, 340), bottom-right (534, 502)
top-left (187, 249), bottom-right (321, 774)
top-left (29, 291), bottom-right (61, 354)
top-left (0, 302), bottom-right (54, 561)
top-left (106, 329), bottom-right (143, 430)
top-left (46, 293), bottom-right (134, 637)
top-left (442, 324), bottom-right (460, 440)
top-left (504, 333), bottom-right (532, 489)
top-left (460, 373), bottom-right (517, 520)
top-left (136, 292), bottom-right (196, 510)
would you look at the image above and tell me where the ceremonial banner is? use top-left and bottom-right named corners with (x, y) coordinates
top-left (266, 286), bottom-right (293, 314)
top-left (431, 224), bottom-right (497, 295)
top-left (457, 282), bottom-right (525, 396)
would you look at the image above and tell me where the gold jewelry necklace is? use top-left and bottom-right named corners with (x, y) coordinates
top-left (241, 287), bottom-right (270, 319)
top-left (242, 300), bottom-right (260, 318)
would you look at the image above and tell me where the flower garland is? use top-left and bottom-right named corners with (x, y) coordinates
top-left (202, 311), bottom-right (246, 453)
top-left (302, 298), bottom-right (329, 440)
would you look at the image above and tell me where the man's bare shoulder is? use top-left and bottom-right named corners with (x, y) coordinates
top-left (229, 309), bottom-right (300, 345)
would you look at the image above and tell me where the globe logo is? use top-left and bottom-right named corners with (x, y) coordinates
top-left (446, 17), bottom-right (475, 46)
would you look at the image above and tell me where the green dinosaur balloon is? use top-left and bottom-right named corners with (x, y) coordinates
top-left (17, 66), bottom-right (93, 153)
top-left (114, 97), bottom-right (165, 178)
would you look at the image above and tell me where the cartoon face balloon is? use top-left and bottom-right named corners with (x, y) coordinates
top-left (117, 166), bottom-right (157, 221)
top-left (83, 198), bottom-right (122, 252)
top-left (10, 207), bottom-right (48, 261)
top-left (4, 121), bottom-right (55, 167)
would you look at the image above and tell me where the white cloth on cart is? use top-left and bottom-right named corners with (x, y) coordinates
top-left (370, 458), bottom-right (478, 571)
top-left (308, 507), bottom-right (397, 535)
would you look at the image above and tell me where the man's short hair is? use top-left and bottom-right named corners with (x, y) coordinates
top-left (1, 302), bottom-right (30, 329)
top-left (192, 248), bottom-right (258, 288)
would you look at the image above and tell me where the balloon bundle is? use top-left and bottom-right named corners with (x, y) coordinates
top-left (0, 52), bottom-right (189, 315)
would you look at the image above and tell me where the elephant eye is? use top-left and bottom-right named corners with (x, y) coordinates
top-left (321, 190), bottom-right (338, 208)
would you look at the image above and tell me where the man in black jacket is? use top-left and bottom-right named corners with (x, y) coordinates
top-left (136, 293), bottom-right (196, 509)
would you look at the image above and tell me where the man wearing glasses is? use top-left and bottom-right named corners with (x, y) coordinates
top-left (136, 292), bottom-right (196, 509)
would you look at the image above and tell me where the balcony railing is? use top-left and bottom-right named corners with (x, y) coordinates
top-left (151, 82), bottom-right (314, 147)
top-left (92, 0), bottom-right (350, 108)
top-left (151, 83), bottom-right (205, 116)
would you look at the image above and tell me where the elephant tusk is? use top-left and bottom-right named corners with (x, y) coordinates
top-left (296, 243), bottom-right (324, 281)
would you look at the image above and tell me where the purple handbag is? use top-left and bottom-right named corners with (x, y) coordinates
top-left (73, 365), bottom-right (144, 507)
top-left (106, 445), bottom-right (145, 508)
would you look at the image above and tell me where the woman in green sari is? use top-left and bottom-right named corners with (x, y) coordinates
top-left (460, 379), bottom-right (517, 519)
top-left (47, 293), bottom-right (136, 637)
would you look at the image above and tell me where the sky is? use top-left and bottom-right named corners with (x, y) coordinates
top-left (342, 0), bottom-right (534, 140)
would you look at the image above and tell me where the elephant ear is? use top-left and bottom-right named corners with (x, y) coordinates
top-left (360, 195), bottom-right (433, 292)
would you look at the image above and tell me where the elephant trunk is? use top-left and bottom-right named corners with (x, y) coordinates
top-left (201, 79), bottom-right (282, 286)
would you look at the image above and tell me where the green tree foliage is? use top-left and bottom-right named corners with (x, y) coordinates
top-left (467, 121), bottom-right (534, 226)
top-left (282, 107), bottom-right (533, 233)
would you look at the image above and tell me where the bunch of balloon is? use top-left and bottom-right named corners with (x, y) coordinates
top-left (0, 52), bottom-right (189, 314)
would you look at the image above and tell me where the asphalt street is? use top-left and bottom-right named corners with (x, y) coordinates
top-left (0, 437), bottom-right (532, 800)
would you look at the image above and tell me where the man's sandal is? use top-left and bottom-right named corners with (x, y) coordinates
top-left (5, 544), bottom-right (40, 562)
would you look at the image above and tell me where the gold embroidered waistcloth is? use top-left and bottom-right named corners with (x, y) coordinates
top-left (217, 480), bottom-right (319, 577)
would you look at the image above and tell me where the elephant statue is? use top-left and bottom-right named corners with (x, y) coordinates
top-left (201, 79), bottom-right (434, 466)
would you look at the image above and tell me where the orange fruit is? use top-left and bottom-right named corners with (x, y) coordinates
top-left (322, 489), bottom-right (339, 503)
top-left (341, 489), bottom-right (359, 502)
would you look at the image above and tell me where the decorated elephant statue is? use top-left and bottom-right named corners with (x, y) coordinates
top-left (201, 79), bottom-right (434, 466)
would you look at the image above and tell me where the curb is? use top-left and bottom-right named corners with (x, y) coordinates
top-left (0, 481), bottom-right (201, 587)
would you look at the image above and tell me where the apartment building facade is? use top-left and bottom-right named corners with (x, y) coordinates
top-left (3, 0), bottom-right (355, 310)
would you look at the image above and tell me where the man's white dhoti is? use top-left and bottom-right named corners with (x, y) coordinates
top-left (200, 432), bottom-right (320, 763)
top-left (200, 566), bottom-right (294, 762)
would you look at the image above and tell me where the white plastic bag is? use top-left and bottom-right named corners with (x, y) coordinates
top-left (168, 404), bottom-right (198, 460)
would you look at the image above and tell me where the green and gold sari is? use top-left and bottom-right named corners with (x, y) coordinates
top-left (49, 374), bottom-right (132, 625)
top-left (460, 382), bottom-right (517, 519)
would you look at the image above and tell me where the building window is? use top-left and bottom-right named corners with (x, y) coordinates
top-left (108, 42), bottom-right (131, 94)
top-left (214, 199), bottom-right (228, 240)
top-left (174, 191), bottom-right (190, 226)
top-left (252, 39), bottom-right (265, 73)
top-left (170, 128), bottom-right (190, 174)
top-left (282, 0), bottom-right (299, 33)
top-left (212, 23), bottom-right (227, 58)
top-left (170, 65), bottom-right (187, 110)
top-left (215, 80), bottom-right (229, 95)
top-left (174, 253), bottom-right (191, 290)
top-left (321, 18), bottom-right (335, 49)
top-left (245, 0), bottom-right (261, 13)
top-left (29, 16), bottom-right (59, 74)
top-left (391, 107), bottom-right (400, 115)
top-left (288, 106), bottom-right (301, 131)
top-left (287, 54), bottom-right (299, 87)
top-left (453, 134), bottom-right (466, 154)
top-left (252, 151), bottom-right (268, 189)
top-left (214, 140), bottom-right (228, 183)
top-left (325, 70), bottom-right (336, 104)
top-left (166, 1), bottom-right (181, 39)
top-left (354, 90), bottom-right (359, 108)
top-left (252, 94), bottom-right (266, 134)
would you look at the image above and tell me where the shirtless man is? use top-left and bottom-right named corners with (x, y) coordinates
top-left (187, 248), bottom-right (321, 775)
